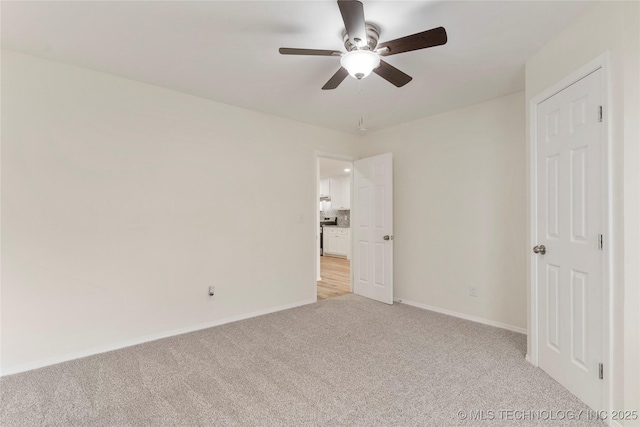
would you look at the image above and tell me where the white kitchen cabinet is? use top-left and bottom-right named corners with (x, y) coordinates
top-left (329, 176), bottom-right (350, 210)
top-left (319, 178), bottom-right (331, 198)
top-left (323, 227), bottom-right (350, 258)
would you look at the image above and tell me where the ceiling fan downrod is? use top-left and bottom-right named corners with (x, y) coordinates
top-left (342, 23), bottom-right (380, 52)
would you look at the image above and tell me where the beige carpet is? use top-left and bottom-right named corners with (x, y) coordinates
top-left (0, 294), bottom-right (602, 426)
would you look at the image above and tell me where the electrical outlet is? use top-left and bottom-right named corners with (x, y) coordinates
top-left (470, 286), bottom-right (478, 297)
top-left (208, 286), bottom-right (215, 299)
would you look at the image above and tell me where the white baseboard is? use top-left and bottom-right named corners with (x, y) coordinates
top-left (1, 298), bottom-right (316, 377)
top-left (395, 298), bottom-right (527, 335)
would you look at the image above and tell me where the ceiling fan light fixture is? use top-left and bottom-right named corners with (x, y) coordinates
top-left (340, 50), bottom-right (380, 80)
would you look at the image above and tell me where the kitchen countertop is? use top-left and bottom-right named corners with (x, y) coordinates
top-left (322, 225), bottom-right (350, 228)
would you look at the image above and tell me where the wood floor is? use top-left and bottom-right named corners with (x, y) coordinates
top-left (317, 255), bottom-right (351, 300)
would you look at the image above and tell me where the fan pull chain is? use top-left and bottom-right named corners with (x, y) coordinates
top-left (357, 79), bottom-right (367, 132)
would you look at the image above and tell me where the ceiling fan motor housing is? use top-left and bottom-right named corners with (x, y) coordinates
top-left (343, 23), bottom-right (380, 52)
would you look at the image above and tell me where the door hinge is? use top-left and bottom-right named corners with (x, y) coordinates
top-left (598, 234), bottom-right (603, 250)
top-left (599, 363), bottom-right (604, 380)
top-left (598, 106), bottom-right (603, 122)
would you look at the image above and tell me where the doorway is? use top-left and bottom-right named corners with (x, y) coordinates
top-left (314, 152), bottom-right (395, 304)
top-left (316, 156), bottom-right (353, 300)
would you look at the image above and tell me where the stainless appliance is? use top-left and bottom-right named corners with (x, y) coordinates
top-left (320, 216), bottom-right (337, 256)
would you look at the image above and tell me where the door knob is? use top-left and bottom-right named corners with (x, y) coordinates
top-left (383, 235), bottom-right (394, 241)
top-left (533, 245), bottom-right (546, 255)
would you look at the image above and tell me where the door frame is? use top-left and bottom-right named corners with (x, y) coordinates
top-left (528, 52), bottom-right (613, 412)
top-left (313, 151), bottom-right (356, 302)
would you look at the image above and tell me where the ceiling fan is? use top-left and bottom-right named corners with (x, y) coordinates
top-left (279, 0), bottom-right (447, 90)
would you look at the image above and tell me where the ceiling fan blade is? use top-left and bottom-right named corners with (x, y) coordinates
top-left (338, 0), bottom-right (367, 47)
top-left (377, 27), bottom-right (447, 56)
top-left (322, 67), bottom-right (349, 90)
top-left (279, 48), bottom-right (342, 56)
top-left (373, 60), bottom-right (412, 87)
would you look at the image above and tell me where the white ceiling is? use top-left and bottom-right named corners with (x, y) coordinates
top-left (319, 158), bottom-right (352, 179)
top-left (1, 1), bottom-right (592, 134)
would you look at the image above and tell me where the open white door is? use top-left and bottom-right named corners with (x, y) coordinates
top-left (353, 153), bottom-right (393, 304)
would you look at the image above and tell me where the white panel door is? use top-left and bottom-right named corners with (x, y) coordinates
top-left (535, 69), bottom-right (604, 409)
top-left (353, 153), bottom-right (393, 304)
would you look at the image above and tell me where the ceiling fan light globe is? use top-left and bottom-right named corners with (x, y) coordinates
top-left (340, 50), bottom-right (380, 80)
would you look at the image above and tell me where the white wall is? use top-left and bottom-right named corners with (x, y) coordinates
top-left (0, 50), bottom-right (359, 373)
top-left (359, 91), bottom-right (527, 331)
top-left (525, 1), bottom-right (640, 419)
